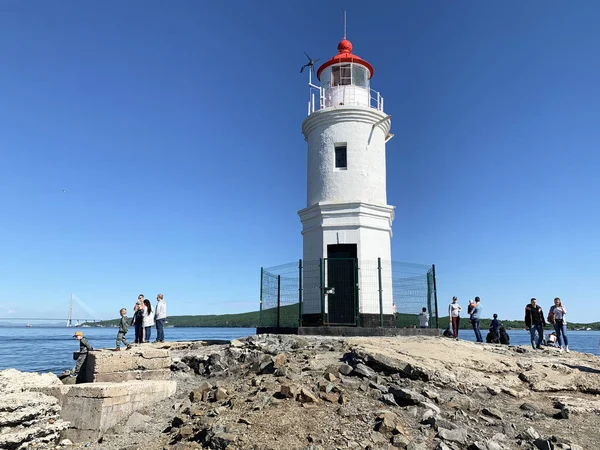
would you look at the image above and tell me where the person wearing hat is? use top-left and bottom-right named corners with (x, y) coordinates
top-left (72, 331), bottom-right (94, 378)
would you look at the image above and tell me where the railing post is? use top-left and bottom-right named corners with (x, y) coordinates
top-left (298, 259), bottom-right (303, 328)
top-left (378, 258), bottom-right (383, 327)
top-left (277, 275), bottom-right (281, 328)
top-left (432, 264), bottom-right (438, 329)
top-left (259, 267), bottom-right (264, 326)
top-left (319, 258), bottom-right (325, 325)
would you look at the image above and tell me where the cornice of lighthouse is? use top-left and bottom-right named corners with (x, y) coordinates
top-left (302, 106), bottom-right (391, 140)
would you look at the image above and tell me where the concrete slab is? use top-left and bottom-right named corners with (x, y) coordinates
top-left (82, 347), bottom-right (172, 383)
top-left (58, 380), bottom-right (176, 441)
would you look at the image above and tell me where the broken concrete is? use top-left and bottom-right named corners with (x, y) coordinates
top-left (82, 347), bottom-right (172, 383)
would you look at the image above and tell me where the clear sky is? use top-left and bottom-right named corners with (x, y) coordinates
top-left (1, 1), bottom-right (599, 323)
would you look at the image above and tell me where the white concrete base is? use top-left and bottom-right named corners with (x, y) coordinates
top-left (55, 380), bottom-right (176, 441)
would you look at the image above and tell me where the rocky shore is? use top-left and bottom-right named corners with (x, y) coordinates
top-left (2, 335), bottom-right (599, 449)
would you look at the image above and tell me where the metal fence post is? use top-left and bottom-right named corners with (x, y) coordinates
top-left (298, 259), bottom-right (303, 328)
top-left (319, 258), bottom-right (325, 325)
top-left (378, 257), bottom-right (383, 327)
top-left (259, 267), bottom-right (264, 325)
top-left (432, 264), bottom-right (439, 328)
top-left (276, 275), bottom-right (281, 328)
top-left (354, 259), bottom-right (360, 326)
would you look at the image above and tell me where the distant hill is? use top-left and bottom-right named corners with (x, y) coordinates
top-left (84, 307), bottom-right (600, 331)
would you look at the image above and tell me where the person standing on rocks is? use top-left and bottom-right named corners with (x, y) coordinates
top-left (525, 298), bottom-right (546, 349)
top-left (418, 307), bottom-right (429, 328)
top-left (132, 295), bottom-right (145, 344)
top-left (115, 308), bottom-right (132, 351)
top-left (142, 299), bottom-right (154, 343)
top-left (470, 297), bottom-right (483, 343)
top-left (549, 297), bottom-right (569, 353)
top-left (448, 296), bottom-right (462, 339)
top-left (154, 293), bottom-right (167, 343)
top-left (71, 331), bottom-right (94, 378)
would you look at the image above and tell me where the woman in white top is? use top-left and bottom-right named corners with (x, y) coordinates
top-left (549, 297), bottom-right (569, 352)
top-left (142, 299), bottom-right (155, 343)
top-left (448, 296), bottom-right (462, 339)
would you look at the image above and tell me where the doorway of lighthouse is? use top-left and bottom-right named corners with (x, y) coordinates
top-left (325, 244), bottom-right (358, 325)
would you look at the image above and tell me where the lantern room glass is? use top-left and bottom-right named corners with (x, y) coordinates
top-left (320, 63), bottom-right (370, 90)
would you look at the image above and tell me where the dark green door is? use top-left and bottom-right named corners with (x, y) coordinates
top-left (326, 244), bottom-right (357, 325)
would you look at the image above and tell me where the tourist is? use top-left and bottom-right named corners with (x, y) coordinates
top-left (448, 296), bottom-right (462, 339)
top-left (545, 331), bottom-right (557, 347)
top-left (499, 326), bottom-right (510, 345)
top-left (115, 308), bottom-right (132, 351)
top-left (143, 299), bottom-right (155, 343)
top-left (470, 297), bottom-right (483, 343)
top-left (490, 313), bottom-right (501, 334)
top-left (132, 295), bottom-right (145, 344)
top-left (155, 294), bottom-right (167, 343)
top-left (525, 298), bottom-right (546, 349)
top-left (549, 297), bottom-right (569, 353)
top-left (467, 299), bottom-right (475, 315)
top-left (71, 331), bottom-right (94, 378)
top-left (418, 307), bottom-right (429, 329)
top-left (486, 313), bottom-right (501, 343)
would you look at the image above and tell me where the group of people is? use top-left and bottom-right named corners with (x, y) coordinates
top-left (447, 296), bottom-right (570, 352)
top-left (69, 294), bottom-right (168, 379)
top-left (117, 293), bottom-right (168, 349)
top-left (525, 297), bottom-right (569, 352)
top-left (448, 296), bottom-right (486, 341)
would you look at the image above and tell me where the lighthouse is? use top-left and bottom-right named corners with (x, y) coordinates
top-left (299, 37), bottom-right (395, 328)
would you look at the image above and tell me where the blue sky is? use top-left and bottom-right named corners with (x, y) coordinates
top-left (1, 1), bottom-right (599, 323)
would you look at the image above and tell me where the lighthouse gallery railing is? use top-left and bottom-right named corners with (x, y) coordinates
top-left (307, 85), bottom-right (384, 115)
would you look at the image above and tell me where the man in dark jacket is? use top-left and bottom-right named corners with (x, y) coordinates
top-left (525, 298), bottom-right (546, 349)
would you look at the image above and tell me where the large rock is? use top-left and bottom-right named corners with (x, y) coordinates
top-left (0, 369), bottom-right (69, 449)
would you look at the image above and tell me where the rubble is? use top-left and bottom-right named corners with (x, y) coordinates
top-left (3, 335), bottom-right (600, 449)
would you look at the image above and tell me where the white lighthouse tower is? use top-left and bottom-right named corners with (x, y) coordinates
top-left (299, 37), bottom-right (395, 327)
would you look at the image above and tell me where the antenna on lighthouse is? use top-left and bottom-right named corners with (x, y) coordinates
top-left (343, 10), bottom-right (347, 39)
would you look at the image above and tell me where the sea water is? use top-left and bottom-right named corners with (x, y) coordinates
top-left (0, 327), bottom-right (598, 374)
top-left (459, 328), bottom-right (600, 354)
top-left (0, 327), bottom-right (255, 374)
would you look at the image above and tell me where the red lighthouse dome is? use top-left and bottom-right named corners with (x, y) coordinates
top-left (316, 39), bottom-right (374, 80)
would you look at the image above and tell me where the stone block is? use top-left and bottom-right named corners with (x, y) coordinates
top-left (84, 348), bottom-right (171, 379)
top-left (58, 380), bottom-right (176, 439)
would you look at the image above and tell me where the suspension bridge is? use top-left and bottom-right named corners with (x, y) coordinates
top-left (6, 294), bottom-right (102, 326)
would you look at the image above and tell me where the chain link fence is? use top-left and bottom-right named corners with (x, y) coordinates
top-left (259, 259), bottom-right (438, 329)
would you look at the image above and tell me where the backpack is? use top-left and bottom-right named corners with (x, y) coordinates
top-left (499, 327), bottom-right (510, 345)
top-left (547, 307), bottom-right (556, 325)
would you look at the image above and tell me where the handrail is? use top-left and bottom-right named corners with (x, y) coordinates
top-left (308, 85), bottom-right (384, 115)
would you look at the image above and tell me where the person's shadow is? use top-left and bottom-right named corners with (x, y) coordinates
top-left (564, 363), bottom-right (600, 375)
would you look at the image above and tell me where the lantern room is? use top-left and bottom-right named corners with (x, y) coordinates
top-left (316, 39), bottom-right (376, 109)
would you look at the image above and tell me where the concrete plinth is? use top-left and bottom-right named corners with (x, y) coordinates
top-left (57, 380), bottom-right (176, 441)
top-left (83, 347), bottom-right (172, 383)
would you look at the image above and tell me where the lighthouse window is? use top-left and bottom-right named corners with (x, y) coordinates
top-left (332, 64), bottom-right (352, 86)
top-left (335, 145), bottom-right (347, 169)
top-left (352, 65), bottom-right (369, 88)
